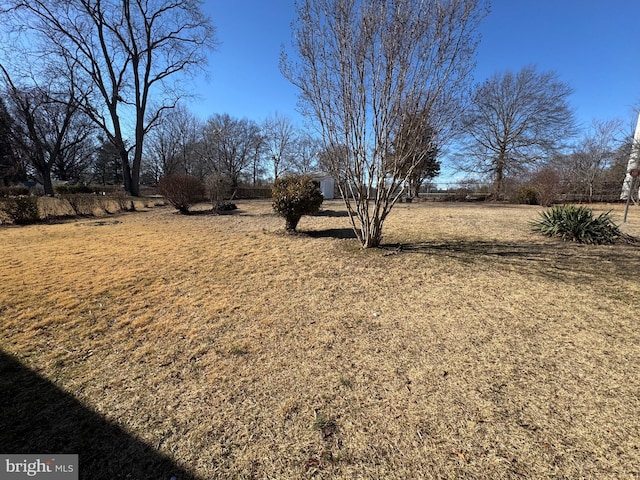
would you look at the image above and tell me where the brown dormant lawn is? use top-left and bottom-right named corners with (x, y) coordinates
top-left (1, 200), bottom-right (639, 479)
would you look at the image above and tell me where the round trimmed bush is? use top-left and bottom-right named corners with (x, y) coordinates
top-left (516, 185), bottom-right (539, 205)
top-left (272, 175), bottom-right (324, 232)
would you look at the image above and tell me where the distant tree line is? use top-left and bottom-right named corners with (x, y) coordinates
top-left (455, 65), bottom-right (634, 204)
top-left (0, 84), bottom-right (329, 195)
top-left (0, 0), bottom-right (635, 237)
top-left (144, 109), bottom-right (328, 195)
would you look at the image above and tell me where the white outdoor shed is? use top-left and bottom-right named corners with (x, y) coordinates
top-left (312, 173), bottom-right (335, 199)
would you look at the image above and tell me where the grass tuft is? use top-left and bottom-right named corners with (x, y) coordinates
top-left (228, 345), bottom-right (248, 356)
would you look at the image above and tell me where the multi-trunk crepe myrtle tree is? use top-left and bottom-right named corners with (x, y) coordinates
top-left (282, 0), bottom-right (487, 247)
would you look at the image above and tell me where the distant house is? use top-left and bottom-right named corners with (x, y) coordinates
top-left (310, 173), bottom-right (335, 200)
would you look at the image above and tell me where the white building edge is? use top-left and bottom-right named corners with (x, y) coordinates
top-left (310, 173), bottom-right (335, 199)
top-left (621, 113), bottom-right (640, 200)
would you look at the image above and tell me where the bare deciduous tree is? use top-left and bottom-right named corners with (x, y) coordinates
top-left (459, 66), bottom-right (576, 199)
top-left (565, 119), bottom-right (623, 202)
top-left (7, 0), bottom-right (216, 196)
top-left (1, 64), bottom-right (94, 195)
top-left (147, 104), bottom-right (204, 181)
top-left (262, 113), bottom-right (297, 180)
top-left (291, 133), bottom-right (322, 174)
top-left (282, 0), bottom-right (485, 247)
top-left (202, 114), bottom-right (264, 195)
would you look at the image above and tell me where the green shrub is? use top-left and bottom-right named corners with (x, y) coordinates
top-left (0, 196), bottom-right (40, 224)
top-left (55, 184), bottom-right (95, 194)
top-left (272, 175), bottom-right (323, 232)
top-left (157, 173), bottom-right (205, 214)
top-left (516, 186), bottom-right (539, 205)
top-left (0, 186), bottom-right (30, 197)
top-left (216, 201), bottom-right (237, 212)
top-left (531, 205), bottom-right (635, 244)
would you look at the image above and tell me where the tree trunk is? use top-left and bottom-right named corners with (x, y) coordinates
top-left (285, 215), bottom-right (301, 233)
top-left (409, 176), bottom-right (422, 199)
top-left (131, 112), bottom-right (145, 197)
top-left (118, 141), bottom-right (138, 196)
top-left (41, 167), bottom-right (54, 196)
top-left (361, 216), bottom-right (383, 248)
top-left (122, 158), bottom-right (132, 195)
top-left (494, 155), bottom-right (505, 200)
top-left (130, 159), bottom-right (141, 197)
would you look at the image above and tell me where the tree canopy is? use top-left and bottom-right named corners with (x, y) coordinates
top-left (458, 66), bottom-right (576, 198)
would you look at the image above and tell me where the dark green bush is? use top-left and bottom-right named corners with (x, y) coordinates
top-left (516, 186), bottom-right (539, 205)
top-left (0, 186), bottom-right (30, 197)
top-left (531, 205), bottom-right (635, 244)
top-left (157, 173), bottom-right (205, 214)
top-left (216, 201), bottom-right (237, 212)
top-left (55, 184), bottom-right (95, 194)
top-left (0, 196), bottom-right (40, 224)
top-left (272, 175), bottom-right (323, 232)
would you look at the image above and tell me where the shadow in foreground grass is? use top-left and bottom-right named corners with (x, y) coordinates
top-left (0, 350), bottom-right (198, 480)
top-left (381, 239), bottom-right (640, 280)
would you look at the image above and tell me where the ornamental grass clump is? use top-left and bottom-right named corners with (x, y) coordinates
top-left (531, 204), bottom-right (636, 244)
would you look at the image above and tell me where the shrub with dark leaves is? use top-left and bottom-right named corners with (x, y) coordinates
top-left (216, 201), bottom-right (237, 212)
top-left (516, 186), bottom-right (539, 205)
top-left (531, 205), bottom-right (636, 244)
top-left (0, 196), bottom-right (40, 224)
top-left (0, 186), bottom-right (29, 197)
top-left (55, 184), bottom-right (95, 194)
top-left (272, 175), bottom-right (323, 232)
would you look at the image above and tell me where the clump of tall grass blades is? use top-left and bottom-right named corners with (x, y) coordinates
top-left (531, 205), bottom-right (636, 244)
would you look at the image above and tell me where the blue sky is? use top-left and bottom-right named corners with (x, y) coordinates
top-left (189, 1), bottom-right (640, 133)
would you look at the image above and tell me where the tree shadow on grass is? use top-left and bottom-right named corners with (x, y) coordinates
top-left (302, 228), bottom-right (358, 239)
top-left (0, 350), bottom-right (199, 480)
top-left (184, 208), bottom-right (240, 216)
top-left (312, 209), bottom-right (350, 218)
top-left (380, 239), bottom-right (640, 281)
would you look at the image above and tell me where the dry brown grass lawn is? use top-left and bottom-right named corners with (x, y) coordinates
top-left (1, 200), bottom-right (640, 479)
